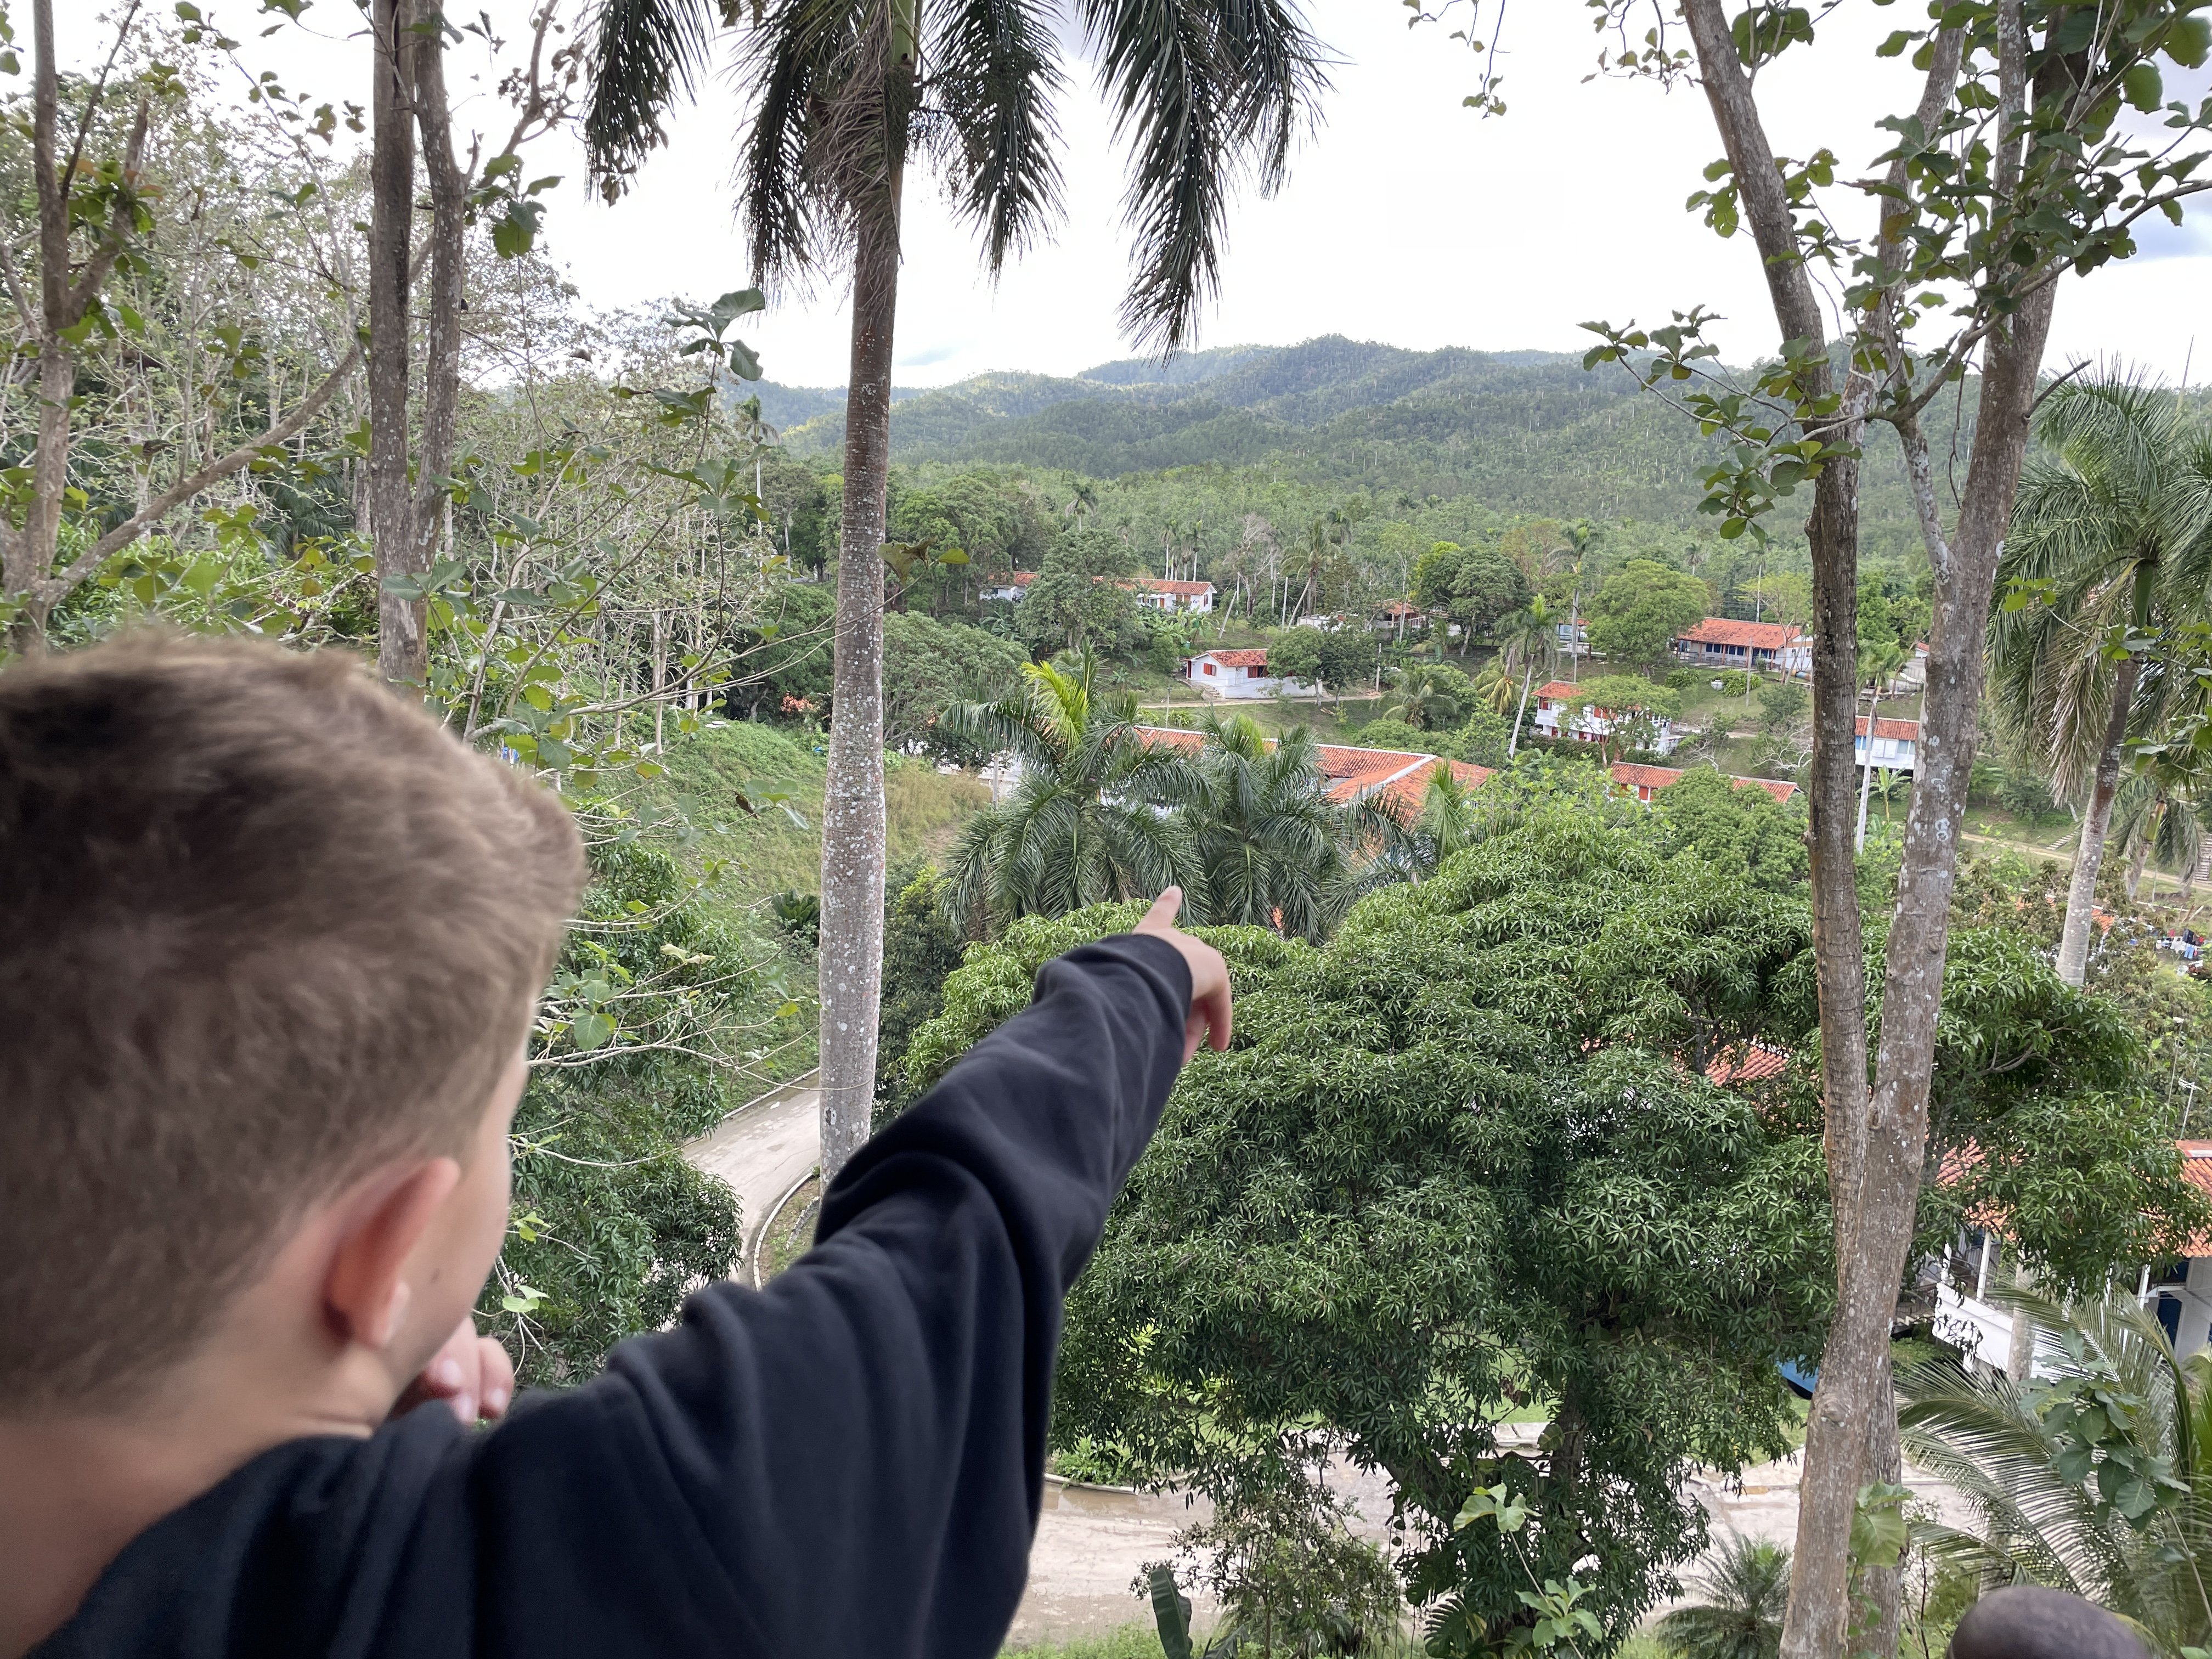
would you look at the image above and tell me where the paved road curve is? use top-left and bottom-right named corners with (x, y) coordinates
top-left (684, 1077), bottom-right (821, 1285)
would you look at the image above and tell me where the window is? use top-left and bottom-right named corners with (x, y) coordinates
top-left (1203, 662), bottom-right (1216, 676)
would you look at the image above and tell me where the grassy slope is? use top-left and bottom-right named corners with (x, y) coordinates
top-left (656, 718), bottom-right (991, 906)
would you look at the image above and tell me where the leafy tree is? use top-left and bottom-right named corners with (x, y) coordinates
top-left (873, 862), bottom-right (967, 1122)
top-left (1413, 541), bottom-right (1530, 651)
top-left (488, 843), bottom-right (773, 1385)
top-left (907, 815), bottom-right (1834, 1651)
top-left (1648, 767), bottom-right (1808, 893)
top-left (724, 581), bottom-right (837, 720)
top-left (583, 0), bottom-right (1325, 1180)
top-left (1899, 1289), bottom-right (2212, 1658)
top-left (1182, 714), bottom-right (1375, 940)
top-left (1450, 707), bottom-right (1513, 768)
top-left (1992, 376), bottom-right (2212, 985)
top-left (1269, 626), bottom-right (1379, 697)
top-left (1380, 664), bottom-right (1470, 731)
top-left (882, 611), bottom-right (1030, 760)
top-left (1652, 1536), bottom-right (1791, 1659)
top-left (1019, 528), bottom-right (1144, 656)
top-left (939, 651), bottom-right (1195, 930)
top-left (1583, 559), bottom-right (1709, 675)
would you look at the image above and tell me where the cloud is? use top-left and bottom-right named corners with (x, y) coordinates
top-left (895, 339), bottom-right (970, 369)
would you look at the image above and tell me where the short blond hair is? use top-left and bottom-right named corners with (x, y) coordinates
top-left (0, 634), bottom-right (586, 1412)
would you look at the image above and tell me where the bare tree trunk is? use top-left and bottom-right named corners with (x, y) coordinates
top-left (1509, 660), bottom-right (1533, 759)
top-left (817, 178), bottom-right (901, 1183)
top-left (409, 16), bottom-right (466, 597)
top-left (2058, 560), bottom-right (2154, 981)
top-left (1787, 275), bottom-right (2058, 1659)
top-left (368, 0), bottom-right (422, 693)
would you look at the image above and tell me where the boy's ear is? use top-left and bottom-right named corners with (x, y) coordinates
top-left (322, 1159), bottom-right (464, 1352)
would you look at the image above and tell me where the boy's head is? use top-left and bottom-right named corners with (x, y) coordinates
top-left (0, 634), bottom-right (585, 1417)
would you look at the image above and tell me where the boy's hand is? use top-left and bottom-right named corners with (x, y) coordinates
top-left (1134, 887), bottom-right (1232, 1064)
top-left (392, 1317), bottom-right (514, 1426)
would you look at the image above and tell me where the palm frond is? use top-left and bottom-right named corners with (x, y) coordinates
top-left (1080, 0), bottom-right (1327, 350)
top-left (584, 0), bottom-right (726, 185)
top-left (930, 0), bottom-right (1066, 272)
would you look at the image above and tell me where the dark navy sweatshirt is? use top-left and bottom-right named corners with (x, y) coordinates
top-left (35, 933), bottom-right (1192, 1659)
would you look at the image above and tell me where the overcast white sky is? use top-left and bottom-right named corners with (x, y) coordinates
top-left (76, 0), bottom-right (2212, 388)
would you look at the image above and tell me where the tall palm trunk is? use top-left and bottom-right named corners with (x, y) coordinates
top-left (2057, 560), bottom-right (2154, 985)
top-left (2055, 657), bottom-right (2138, 984)
top-left (817, 173), bottom-right (901, 1182)
top-left (1509, 656), bottom-right (1534, 758)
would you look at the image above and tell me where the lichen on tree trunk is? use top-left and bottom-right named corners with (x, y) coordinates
top-left (816, 184), bottom-right (901, 1184)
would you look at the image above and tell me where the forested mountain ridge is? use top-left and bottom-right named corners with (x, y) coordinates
top-left (760, 335), bottom-right (1977, 558)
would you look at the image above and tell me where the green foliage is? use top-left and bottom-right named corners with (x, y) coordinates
top-left (1020, 529), bottom-right (1147, 656)
top-left (874, 862), bottom-right (969, 1123)
top-left (1647, 768), bottom-right (1808, 893)
top-left (1270, 625), bottom-right (1384, 693)
top-left (1571, 675), bottom-right (1683, 761)
top-left (1650, 1537), bottom-right (1788, 1659)
top-left (1183, 715), bottom-right (1379, 939)
top-left (488, 843), bottom-right (761, 1384)
top-left (1381, 664), bottom-right (1472, 732)
top-left (883, 611), bottom-right (1032, 760)
top-left (1584, 561), bottom-right (1709, 672)
top-left (1413, 541), bottom-right (1531, 645)
top-left (1155, 1487), bottom-right (1403, 1659)
top-left (941, 652), bottom-right (1198, 929)
top-left (1899, 1288), bottom-right (2212, 1657)
top-left (911, 814), bottom-right (1832, 1651)
top-left (725, 580), bottom-right (837, 720)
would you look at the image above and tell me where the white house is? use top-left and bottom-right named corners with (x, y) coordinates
top-left (1530, 679), bottom-right (1685, 755)
top-left (1134, 578), bottom-right (1215, 615)
top-left (1856, 714), bottom-right (1920, 774)
top-left (1184, 647), bottom-right (1308, 699)
top-left (980, 571), bottom-right (1036, 603)
top-left (1931, 1141), bottom-right (2212, 1373)
top-left (1673, 618), bottom-right (1803, 674)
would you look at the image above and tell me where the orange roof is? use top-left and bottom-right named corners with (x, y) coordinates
top-left (1856, 715), bottom-right (1920, 741)
top-left (1139, 578), bottom-right (1215, 597)
top-left (1373, 757), bottom-right (1494, 813)
top-left (1705, 1042), bottom-right (1792, 1086)
top-left (2182, 1143), bottom-right (2212, 1254)
top-left (1678, 618), bottom-right (1797, 650)
top-left (1199, 648), bottom-right (1269, 668)
top-left (1003, 571), bottom-right (1037, 586)
top-left (1535, 681), bottom-right (1582, 701)
top-left (1132, 727), bottom-right (1491, 812)
top-left (1607, 761), bottom-right (1802, 804)
top-left (1379, 600), bottom-right (1424, 618)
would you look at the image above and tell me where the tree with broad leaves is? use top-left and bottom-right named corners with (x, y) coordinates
top-left (1403, 0), bottom-right (2212, 1644)
top-left (1990, 374), bottom-right (2212, 985)
top-left (581, 0), bottom-right (1327, 1181)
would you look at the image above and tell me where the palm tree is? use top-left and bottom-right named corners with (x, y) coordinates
top-left (1651, 1535), bottom-right (1791, 1659)
top-left (2111, 755), bottom-right (2212, 901)
top-left (1897, 1286), bottom-right (2212, 1657)
top-left (1396, 759), bottom-right (1482, 881)
top-left (939, 651), bottom-right (1197, 931)
top-left (1493, 594), bottom-right (1556, 758)
top-left (583, 0), bottom-right (1327, 1176)
top-left (1378, 664), bottom-right (1468, 732)
top-left (1181, 714), bottom-right (1374, 939)
top-left (1991, 375), bottom-right (2212, 985)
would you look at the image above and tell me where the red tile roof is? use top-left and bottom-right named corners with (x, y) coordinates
top-left (1138, 578), bottom-right (1215, 597)
top-left (1198, 648), bottom-right (1269, 668)
top-left (2182, 1142), bottom-right (2212, 1255)
top-left (1379, 601), bottom-right (1424, 618)
top-left (1373, 757), bottom-right (1494, 813)
top-left (1607, 761), bottom-right (1801, 804)
top-left (1536, 680), bottom-right (1582, 701)
top-left (1855, 715), bottom-right (1921, 741)
top-left (1705, 1042), bottom-right (1792, 1086)
top-left (1678, 618), bottom-right (1798, 651)
top-left (1003, 571), bottom-right (1037, 586)
top-left (1132, 727), bottom-right (1491, 813)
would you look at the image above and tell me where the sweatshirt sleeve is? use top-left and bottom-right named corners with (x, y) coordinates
top-left (456, 932), bottom-right (1192, 1659)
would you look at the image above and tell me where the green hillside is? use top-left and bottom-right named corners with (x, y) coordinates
top-left (763, 335), bottom-right (1981, 561)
